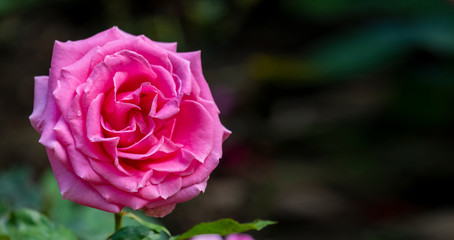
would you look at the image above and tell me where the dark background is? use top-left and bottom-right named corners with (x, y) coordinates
top-left (1, 0), bottom-right (454, 239)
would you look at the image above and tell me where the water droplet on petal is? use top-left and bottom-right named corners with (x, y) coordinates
top-left (77, 110), bottom-right (82, 117)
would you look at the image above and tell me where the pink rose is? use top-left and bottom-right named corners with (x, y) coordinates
top-left (30, 27), bottom-right (230, 217)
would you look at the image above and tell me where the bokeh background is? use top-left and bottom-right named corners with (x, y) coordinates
top-left (2, 0), bottom-right (454, 239)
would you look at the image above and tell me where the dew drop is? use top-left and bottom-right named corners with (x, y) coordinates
top-left (77, 110), bottom-right (82, 117)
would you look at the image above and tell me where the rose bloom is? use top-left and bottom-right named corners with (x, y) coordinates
top-left (30, 27), bottom-right (230, 217)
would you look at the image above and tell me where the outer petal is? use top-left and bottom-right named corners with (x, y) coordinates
top-left (68, 86), bottom-right (113, 162)
top-left (145, 180), bottom-right (207, 210)
top-left (53, 115), bottom-right (104, 183)
top-left (30, 76), bottom-right (49, 132)
top-left (52, 46), bottom-right (102, 119)
top-left (181, 152), bottom-right (219, 188)
top-left (167, 53), bottom-right (192, 96)
top-left (144, 204), bottom-right (176, 218)
top-left (146, 38), bottom-right (177, 52)
top-left (158, 175), bottom-right (182, 199)
top-left (91, 184), bottom-right (149, 210)
top-left (46, 148), bottom-right (122, 213)
top-left (137, 184), bottom-right (160, 200)
top-left (50, 27), bottom-right (132, 83)
top-left (197, 98), bottom-right (231, 159)
top-left (177, 51), bottom-right (215, 102)
top-left (97, 35), bottom-right (172, 72)
top-left (172, 100), bottom-right (214, 162)
top-left (89, 159), bottom-right (145, 192)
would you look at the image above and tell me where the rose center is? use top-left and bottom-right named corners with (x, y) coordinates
top-left (101, 72), bottom-right (170, 148)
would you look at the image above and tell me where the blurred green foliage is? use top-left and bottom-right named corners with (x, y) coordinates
top-left (0, 169), bottom-right (163, 240)
top-left (0, 169), bottom-right (41, 210)
top-left (0, 169), bottom-right (273, 240)
top-left (280, 0), bottom-right (454, 19)
top-left (0, 0), bottom-right (37, 16)
top-left (0, 208), bottom-right (77, 240)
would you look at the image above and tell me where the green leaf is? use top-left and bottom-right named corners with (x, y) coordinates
top-left (3, 208), bottom-right (77, 240)
top-left (171, 219), bottom-right (276, 240)
top-left (123, 212), bottom-right (171, 236)
top-left (109, 225), bottom-right (169, 240)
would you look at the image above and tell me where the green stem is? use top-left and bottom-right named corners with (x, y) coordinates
top-left (114, 212), bottom-right (124, 232)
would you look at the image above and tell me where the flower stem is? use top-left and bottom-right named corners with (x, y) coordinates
top-left (114, 211), bottom-right (124, 232)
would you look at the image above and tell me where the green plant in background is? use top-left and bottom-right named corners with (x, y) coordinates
top-left (0, 208), bottom-right (77, 240)
top-left (0, 169), bottom-right (275, 240)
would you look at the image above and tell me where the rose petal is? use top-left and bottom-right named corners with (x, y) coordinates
top-left (52, 116), bottom-right (104, 183)
top-left (172, 100), bottom-right (214, 161)
top-left (195, 98), bottom-right (231, 159)
top-left (91, 184), bottom-right (149, 210)
top-left (158, 175), bottom-right (182, 199)
top-left (154, 98), bottom-right (180, 120)
top-left (145, 180), bottom-right (207, 209)
top-left (150, 65), bottom-right (177, 98)
top-left (177, 51), bottom-right (215, 102)
top-left (154, 118), bottom-right (176, 139)
top-left (136, 184), bottom-right (160, 200)
top-left (37, 95), bottom-right (62, 153)
top-left (173, 159), bottom-right (198, 177)
top-left (98, 35), bottom-right (172, 72)
top-left (144, 203), bottom-right (176, 218)
top-left (52, 46), bottom-right (102, 118)
top-left (118, 136), bottom-right (180, 160)
top-left (145, 148), bottom-right (195, 172)
top-left (49, 27), bottom-right (133, 90)
top-left (89, 158), bottom-right (144, 192)
top-left (82, 50), bottom-right (156, 112)
top-left (101, 112), bottom-right (150, 148)
top-left (68, 146), bottom-right (105, 184)
top-left (150, 171), bottom-right (168, 184)
top-left (180, 152), bottom-right (219, 188)
top-left (101, 72), bottom-right (142, 130)
top-left (86, 93), bottom-right (120, 161)
top-left (68, 86), bottom-right (112, 162)
top-left (30, 76), bottom-right (49, 132)
top-left (51, 27), bottom-right (131, 72)
top-left (47, 148), bottom-right (122, 213)
top-left (168, 53), bottom-right (192, 96)
top-left (144, 37), bottom-right (177, 52)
